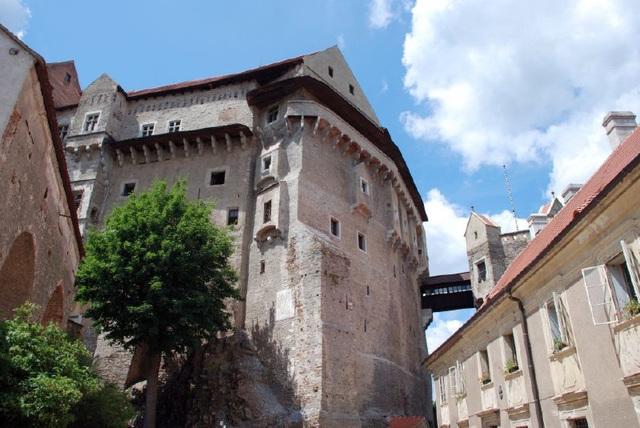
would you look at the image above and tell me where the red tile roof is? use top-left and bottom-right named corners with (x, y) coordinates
top-left (46, 61), bottom-right (82, 109)
top-left (390, 416), bottom-right (428, 428)
top-left (425, 126), bottom-right (640, 363)
top-left (487, 128), bottom-right (640, 301)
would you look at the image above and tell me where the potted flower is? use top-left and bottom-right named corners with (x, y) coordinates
top-left (479, 372), bottom-right (491, 385)
top-left (553, 336), bottom-right (567, 353)
top-left (622, 299), bottom-right (640, 320)
top-left (503, 359), bottom-right (519, 374)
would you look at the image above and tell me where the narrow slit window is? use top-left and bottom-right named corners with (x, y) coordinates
top-left (260, 260), bottom-right (265, 274)
top-left (360, 178), bottom-right (369, 195)
top-left (349, 84), bottom-right (355, 95)
top-left (210, 171), bottom-right (226, 186)
top-left (357, 232), bottom-right (367, 252)
top-left (263, 200), bottom-right (272, 223)
top-left (227, 209), bottom-right (239, 226)
top-left (328, 66), bottom-right (334, 77)
top-left (330, 218), bottom-right (340, 237)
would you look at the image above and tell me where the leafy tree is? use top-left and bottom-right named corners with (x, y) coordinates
top-left (75, 179), bottom-right (239, 427)
top-left (0, 303), bottom-right (134, 428)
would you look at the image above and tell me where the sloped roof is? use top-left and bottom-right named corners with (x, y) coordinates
top-left (46, 61), bottom-right (81, 109)
top-left (424, 272), bottom-right (471, 286)
top-left (425, 125), bottom-right (640, 363)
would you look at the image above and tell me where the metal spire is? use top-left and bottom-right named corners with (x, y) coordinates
top-left (502, 164), bottom-right (519, 231)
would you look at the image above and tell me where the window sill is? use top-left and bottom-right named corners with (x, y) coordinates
top-left (548, 344), bottom-right (576, 361)
top-left (504, 368), bottom-right (523, 380)
top-left (613, 313), bottom-right (640, 333)
top-left (480, 381), bottom-right (494, 390)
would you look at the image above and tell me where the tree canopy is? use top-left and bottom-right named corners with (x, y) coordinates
top-left (75, 179), bottom-right (240, 427)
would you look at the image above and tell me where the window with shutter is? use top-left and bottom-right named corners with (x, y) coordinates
top-left (582, 265), bottom-right (616, 325)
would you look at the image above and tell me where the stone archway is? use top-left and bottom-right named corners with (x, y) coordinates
top-left (0, 231), bottom-right (36, 320)
top-left (42, 281), bottom-right (64, 326)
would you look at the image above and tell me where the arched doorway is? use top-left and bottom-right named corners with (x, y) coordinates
top-left (0, 231), bottom-right (36, 320)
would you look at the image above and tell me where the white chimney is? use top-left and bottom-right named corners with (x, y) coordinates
top-left (602, 111), bottom-right (637, 149)
top-left (561, 183), bottom-right (582, 204)
top-left (528, 213), bottom-right (549, 238)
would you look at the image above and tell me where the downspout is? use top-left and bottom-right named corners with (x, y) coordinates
top-left (508, 287), bottom-right (545, 428)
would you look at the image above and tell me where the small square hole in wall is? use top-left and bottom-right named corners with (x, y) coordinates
top-left (366, 286), bottom-right (370, 296)
top-left (330, 217), bottom-right (340, 237)
top-left (210, 171), bottom-right (226, 186)
top-left (260, 260), bottom-right (265, 274)
top-left (349, 84), bottom-right (354, 95)
top-left (122, 182), bottom-right (136, 197)
top-left (227, 209), bottom-right (239, 226)
top-left (328, 66), bottom-right (334, 77)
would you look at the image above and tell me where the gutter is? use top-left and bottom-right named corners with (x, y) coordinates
top-left (508, 288), bottom-right (544, 428)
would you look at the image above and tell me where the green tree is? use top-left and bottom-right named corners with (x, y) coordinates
top-left (0, 303), bottom-right (134, 428)
top-left (75, 179), bottom-right (239, 427)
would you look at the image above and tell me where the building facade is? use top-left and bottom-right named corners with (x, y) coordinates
top-left (53, 47), bottom-right (432, 426)
top-left (426, 113), bottom-right (640, 428)
top-left (0, 25), bottom-right (83, 327)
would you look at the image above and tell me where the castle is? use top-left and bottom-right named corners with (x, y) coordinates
top-left (49, 46), bottom-right (431, 426)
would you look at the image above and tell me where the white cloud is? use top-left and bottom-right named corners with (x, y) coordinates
top-left (380, 79), bottom-right (389, 94)
top-left (402, 0), bottom-right (640, 195)
top-left (0, 0), bottom-right (32, 39)
top-left (426, 312), bottom-right (463, 352)
top-left (337, 33), bottom-right (346, 50)
top-left (368, 0), bottom-right (395, 29)
top-left (424, 189), bottom-right (529, 276)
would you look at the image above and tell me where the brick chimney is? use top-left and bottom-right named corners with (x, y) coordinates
top-left (602, 111), bottom-right (637, 149)
top-left (561, 183), bottom-right (582, 204)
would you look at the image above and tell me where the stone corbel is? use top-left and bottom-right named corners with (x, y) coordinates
top-left (210, 135), bottom-right (217, 155)
top-left (225, 133), bottom-right (232, 153)
top-left (130, 147), bottom-right (139, 165)
top-left (197, 137), bottom-right (204, 156)
top-left (142, 145), bottom-right (151, 163)
top-left (84, 145), bottom-right (92, 161)
top-left (116, 148), bottom-right (124, 167)
top-left (240, 131), bottom-right (247, 150)
top-left (169, 140), bottom-right (177, 160)
top-left (183, 138), bottom-right (190, 158)
top-left (155, 143), bottom-right (164, 162)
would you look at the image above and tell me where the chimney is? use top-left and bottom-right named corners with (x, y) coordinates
top-left (528, 213), bottom-right (549, 238)
top-left (561, 183), bottom-right (582, 204)
top-left (602, 111), bottom-right (637, 149)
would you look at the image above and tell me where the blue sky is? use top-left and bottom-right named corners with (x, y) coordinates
top-left (4, 0), bottom-right (640, 351)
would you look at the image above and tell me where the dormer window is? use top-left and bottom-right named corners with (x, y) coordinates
top-left (141, 123), bottom-right (155, 137)
top-left (83, 113), bottom-right (99, 133)
top-left (168, 120), bottom-right (181, 133)
top-left (267, 106), bottom-right (278, 124)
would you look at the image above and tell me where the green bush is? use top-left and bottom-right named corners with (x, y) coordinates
top-left (0, 303), bottom-right (135, 427)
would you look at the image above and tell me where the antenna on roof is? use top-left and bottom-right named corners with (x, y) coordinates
top-left (502, 164), bottom-right (519, 231)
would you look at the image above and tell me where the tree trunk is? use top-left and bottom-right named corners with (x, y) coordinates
top-left (143, 351), bottom-right (162, 428)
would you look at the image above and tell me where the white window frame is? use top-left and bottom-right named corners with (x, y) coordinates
top-left (543, 291), bottom-right (572, 352)
top-left (438, 375), bottom-right (448, 404)
top-left (167, 119), bottom-right (182, 133)
top-left (582, 240), bottom-right (640, 325)
top-left (140, 122), bottom-right (155, 137)
top-left (503, 331), bottom-right (519, 371)
top-left (83, 111), bottom-right (100, 133)
top-left (449, 361), bottom-right (466, 396)
top-left (59, 124), bottom-right (69, 141)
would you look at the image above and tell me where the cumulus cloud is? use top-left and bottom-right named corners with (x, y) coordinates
top-left (402, 0), bottom-right (640, 195)
top-left (426, 312), bottom-right (464, 352)
top-left (368, 0), bottom-right (395, 29)
top-left (424, 188), bottom-right (528, 276)
top-left (0, 0), bottom-right (32, 39)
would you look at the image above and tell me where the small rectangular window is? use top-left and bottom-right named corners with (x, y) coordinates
top-left (476, 260), bottom-right (487, 283)
top-left (330, 218), bottom-right (340, 237)
top-left (73, 190), bottom-right (83, 211)
top-left (210, 171), bottom-right (226, 186)
top-left (122, 182), bottom-right (136, 197)
top-left (438, 376), bottom-right (448, 404)
top-left (570, 418), bottom-right (589, 428)
top-left (267, 106), bottom-right (278, 123)
top-left (366, 285), bottom-right (370, 296)
top-left (360, 178), bottom-right (369, 195)
top-left (168, 120), bottom-right (181, 133)
top-left (479, 349), bottom-right (491, 384)
top-left (260, 260), bottom-right (265, 274)
top-left (59, 124), bottom-right (69, 141)
top-left (504, 332), bottom-right (519, 373)
top-left (546, 292), bottom-right (571, 352)
top-left (357, 232), bottom-right (367, 253)
top-left (328, 66), bottom-right (334, 77)
top-left (83, 113), bottom-right (99, 132)
top-left (262, 155), bottom-right (272, 173)
top-left (263, 200), bottom-right (272, 223)
top-left (141, 123), bottom-right (155, 137)
top-left (227, 209), bottom-right (239, 226)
